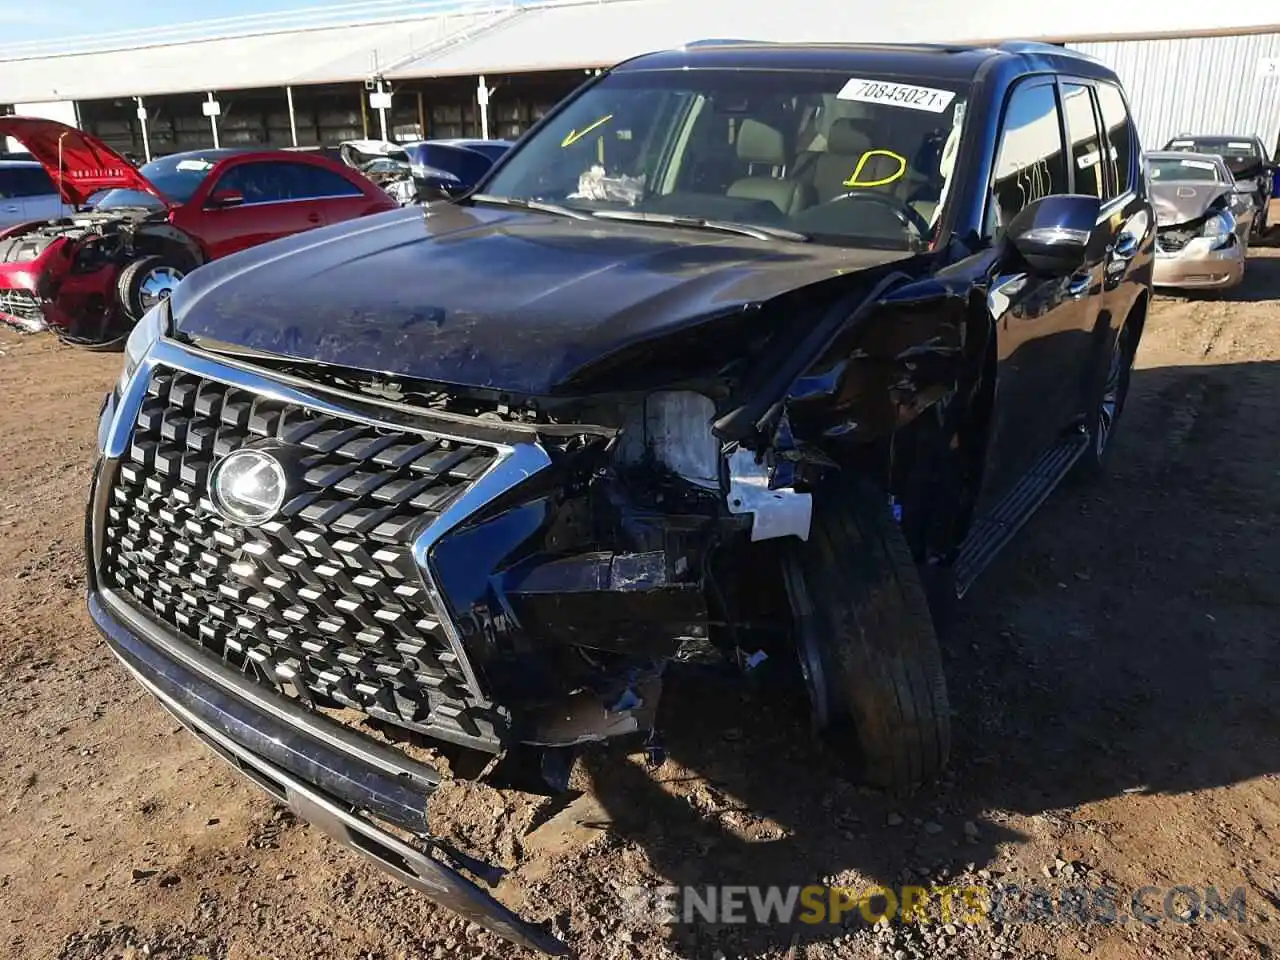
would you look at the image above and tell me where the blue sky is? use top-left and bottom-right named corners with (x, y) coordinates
top-left (2, 1), bottom-right (395, 43)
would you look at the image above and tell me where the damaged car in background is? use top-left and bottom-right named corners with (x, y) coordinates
top-left (335, 138), bottom-right (514, 205)
top-left (86, 41), bottom-right (1152, 952)
top-left (1147, 150), bottom-right (1254, 290)
top-left (0, 118), bottom-right (397, 344)
top-left (337, 139), bottom-right (418, 205)
top-left (1163, 133), bottom-right (1277, 238)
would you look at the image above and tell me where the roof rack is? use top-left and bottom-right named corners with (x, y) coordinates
top-left (681, 38), bottom-right (773, 47)
top-left (997, 40), bottom-right (1101, 62)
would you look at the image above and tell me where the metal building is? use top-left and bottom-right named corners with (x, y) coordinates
top-left (1, 0), bottom-right (1278, 159)
top-left (1071, 33), bottom-right (1280, 153)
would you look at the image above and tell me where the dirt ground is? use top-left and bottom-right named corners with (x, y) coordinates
top-left (3, 246), bottom-right (1280, 960)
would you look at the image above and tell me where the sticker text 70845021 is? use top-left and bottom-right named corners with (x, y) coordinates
top-left (836, 78), bottom-right (957, 114)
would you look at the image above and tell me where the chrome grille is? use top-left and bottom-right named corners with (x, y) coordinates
top-left (98, 366), bottom-right (505, 750)
top-left (0, 288), bottom-right (44, 331)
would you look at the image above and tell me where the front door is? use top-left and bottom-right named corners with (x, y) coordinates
top-left (182, 160), bottom-right (331, 260)
top-left (980, 79), bottom-right (1102, 504)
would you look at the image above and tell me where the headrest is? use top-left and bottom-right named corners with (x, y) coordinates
top-left (827, 118), bottom-right (872, 156)
top-left (736, 119), bottom-right (785, 165)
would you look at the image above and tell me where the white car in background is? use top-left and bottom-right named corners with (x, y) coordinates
top-left (0, 160), bottom-right (73, 227)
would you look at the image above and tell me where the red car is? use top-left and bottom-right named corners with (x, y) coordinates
top-left (0, 118), bottom-right (398, 343)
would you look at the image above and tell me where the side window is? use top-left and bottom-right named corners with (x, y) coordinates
top-left (295, 164), bottom-right (363, 199)
top-left (1061, 83), bottom-right (1106, 201)
top-left (213, 162), bottom-right (290, 204)
top-left (212, 161), bottom-right (360, 204)
top-left (988, 81), bottom-right (1069, 236)
top-left (0, 167), bottom-right (55, 198)
top-left (1095, 83), bottom-right (1134, 197)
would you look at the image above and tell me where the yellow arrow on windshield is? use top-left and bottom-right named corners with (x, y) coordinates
top-left (561, 114), bottom-right (614, 148)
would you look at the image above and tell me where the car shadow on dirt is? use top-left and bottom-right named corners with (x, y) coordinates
top-left (573, 353), bottom-right (1280, 956)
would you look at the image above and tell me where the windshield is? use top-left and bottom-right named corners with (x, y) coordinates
top-left (1148, 156), bottom-right (1224, 184)
top-left (93, 153), bottom-right (219, 209)
top-left (1165, 137), bottom-right (1263, 177)
top-left (479, 69), bottom-right (969, 249)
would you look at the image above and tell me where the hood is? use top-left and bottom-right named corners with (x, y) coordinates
top-left (1150, 182), bottom-right (1230, 226)
top-left (172, 202), bottom-right (913, 396)
top-left (0, 117), bottom-right (165, 207)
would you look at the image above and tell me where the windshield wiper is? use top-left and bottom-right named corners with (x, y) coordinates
top-left (590, 209), bottom-right (809, 243)
top-left (470, 194), bottom-right (592, 220)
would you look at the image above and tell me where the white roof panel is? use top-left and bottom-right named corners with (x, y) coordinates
top-left (0, 12), bottom-right (495, 102)
top-left (390, 0), bottom-right (1280, 77)
top-left (0, 0), bottom-right (1277, 104)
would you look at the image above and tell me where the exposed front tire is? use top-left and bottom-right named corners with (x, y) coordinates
top-left (116, 255), bottom-right (186, 324)
top-left (782, 482), bottom-right (951, 792)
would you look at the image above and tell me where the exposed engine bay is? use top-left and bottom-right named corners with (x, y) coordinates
top-left (0, 208), bottom-right (199, 341)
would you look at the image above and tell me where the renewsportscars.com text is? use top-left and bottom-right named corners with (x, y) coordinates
top-left (619, 883), bottom-right (1249, 927)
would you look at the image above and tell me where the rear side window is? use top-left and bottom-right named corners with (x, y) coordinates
top-left (1095, 83), bottom-right (1134, 196)
top-left (214, 161), bottom-right (362, 203)
top-left (296, 164), bottom-right (363, 199)
top-left (0, 166), bottom-right (55, 198)
top-left (1061, 83), bottom-right (1106, 201)
top-left (988, 81), bottom-right (1069, 235)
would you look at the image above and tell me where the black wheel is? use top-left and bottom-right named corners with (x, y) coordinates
top-left (1076, 321), bottom-right (1136, 477)
top-left (782, 482), bottom-right (951, 792)
top-left (116, 255), bottom-right (186, 324)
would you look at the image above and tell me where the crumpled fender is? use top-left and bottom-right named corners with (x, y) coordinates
top-left (781, 271), bottom-right (987, 447)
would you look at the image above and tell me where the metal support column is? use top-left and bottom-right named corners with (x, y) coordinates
top-left (477, 74), bottom-right (490, 140)
top-left (286, 86), bottom-right (298, 147)
top-left (134, 97), bottom-right (151, 162)
top-left (205, 92), bottom-right (220, 148)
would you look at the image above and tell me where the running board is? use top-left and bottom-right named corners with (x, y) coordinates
top-left (953, 432), bottom-right (1091, 598)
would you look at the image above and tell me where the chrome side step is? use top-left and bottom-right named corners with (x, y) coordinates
top-left (954, 432), bottom-right (1091, 598)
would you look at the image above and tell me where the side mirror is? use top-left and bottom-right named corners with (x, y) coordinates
top-left (207, 189), bottom-right (245, 209)
top-left (1003, 194), bottom-right (1101, 276)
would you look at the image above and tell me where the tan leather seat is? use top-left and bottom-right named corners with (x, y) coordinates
top-left (725, 119), bottom-right (813, 216)
top-left (794, 118), bottom-right (875, 203)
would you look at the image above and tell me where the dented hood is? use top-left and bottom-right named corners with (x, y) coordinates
top-left (1150, 181), bottom-right (1230, 226)
top-left (171, 202), bottom-right (912, 396)
top-left (0, 117), bottom-right (165, 207)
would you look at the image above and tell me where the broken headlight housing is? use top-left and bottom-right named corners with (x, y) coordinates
top-left (1202, 211), bottom-right (1235, 248)
top-left (615, 390), bottom-right (721, 488)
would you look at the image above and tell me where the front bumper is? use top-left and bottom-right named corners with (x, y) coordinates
top-left (87, 338), bottom-right (570, 954)
top-left (88, 563), bottom-right (567, 955)
top-left (1152, 238), bottom-right (1245, 289)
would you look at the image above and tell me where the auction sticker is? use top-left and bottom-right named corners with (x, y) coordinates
top-left (836, 78), bottom-right (956, 113)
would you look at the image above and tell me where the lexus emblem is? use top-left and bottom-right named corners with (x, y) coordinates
top-left (209, 448), bottom-right (288, 526)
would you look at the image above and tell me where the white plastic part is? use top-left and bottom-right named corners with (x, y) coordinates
top-left (725, 447), bottom-right (813, 542)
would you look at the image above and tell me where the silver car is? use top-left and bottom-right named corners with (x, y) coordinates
top-left (1146, 151), bottom-right (1253, 290)
top-left (0, 160), bottom-right (72, 227)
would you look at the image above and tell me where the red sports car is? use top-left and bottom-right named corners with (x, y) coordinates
top-left (0, 118), bottom-right (399, 344)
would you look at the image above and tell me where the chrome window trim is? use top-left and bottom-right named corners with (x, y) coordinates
top-left (100, 337), bottom-right (554, 702)
top-left (206, 193), bottom-right (363, 210)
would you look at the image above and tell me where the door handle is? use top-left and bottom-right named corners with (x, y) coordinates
top-left (1066, 274), bottom-right (1092, 299)
top-left (1110, 233), bottom-right (1140, 261)
top-left (2, 205), bottom-right (19, 213)
top-left (306, 212), bottom-right (322, 224)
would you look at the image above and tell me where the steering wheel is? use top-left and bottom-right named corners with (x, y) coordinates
top-left (827, 189), bottom-right (932, 241)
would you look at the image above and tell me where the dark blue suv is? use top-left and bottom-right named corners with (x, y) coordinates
top-left (87, 40), bottom-right (1153, 953)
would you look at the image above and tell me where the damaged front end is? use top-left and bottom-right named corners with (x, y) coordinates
top-left (87, 255), bottom-right (977, 950)
top-left (1151, 187), bottom-right (1247, 289)
top-left (0, 209), bottom-right (173, 339)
